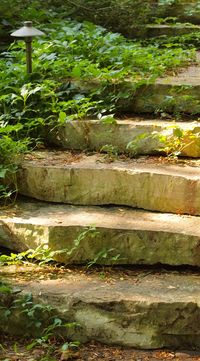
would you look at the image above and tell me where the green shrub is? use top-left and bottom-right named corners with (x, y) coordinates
top-left (1, 0), bottom-right (200, 41)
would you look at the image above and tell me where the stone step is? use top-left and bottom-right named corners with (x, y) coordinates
top-left (1, 199), bottom-right (200, 266)
top-left (48, 118), bottom-right (200, 158)
top-left (2, 265), bottom-right (200, 350)
top-left (124, 55), bottom-right (200, 114)
top-left (154, 1), bottom-right (200, 25)
top-left (17, 151), bottom-right (200, 216)
top-left (78, 52), bottom-right (200, 114)
top-left (133, 24), bottom-right (200, 38)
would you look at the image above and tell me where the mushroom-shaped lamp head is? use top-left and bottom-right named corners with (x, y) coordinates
top-left (10, 21), bottom-right (45, 74)
top-left (11, 21), bottom-right (44, 37)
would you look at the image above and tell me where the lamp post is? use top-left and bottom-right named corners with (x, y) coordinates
top-left (11, 21), bottom-right (45, 74)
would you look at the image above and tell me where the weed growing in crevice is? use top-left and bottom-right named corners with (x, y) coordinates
top-left (126, 124), bottom-right (200, 158)
top-left (0, 225), bottom-right (124, 268)
top-left (0, 284), bottom-right (80, 355)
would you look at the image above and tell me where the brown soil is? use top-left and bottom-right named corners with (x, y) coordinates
top-left (23, 150), bottom-right (200, 168)
top-left (1, 263), bottom-right (200, 285)
top-left (1, 336), bottom-right (200, 361)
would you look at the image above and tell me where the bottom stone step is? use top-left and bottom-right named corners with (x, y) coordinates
top-left (0, 199), bottom-right (200, 266)
top-left (1, 265), bottom-right (200, 350)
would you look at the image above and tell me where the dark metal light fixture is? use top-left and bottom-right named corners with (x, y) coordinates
top-left (11, 21), bottom-right (45, 74)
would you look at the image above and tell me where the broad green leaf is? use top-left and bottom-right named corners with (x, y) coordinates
top-left (71, 66), bottom-right (82, 78)
top-left (58, 111), bottom-right (66, 123)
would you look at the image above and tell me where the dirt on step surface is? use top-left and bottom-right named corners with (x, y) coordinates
top-left (157, 52), bottom-right (200, 86)
top-left (23, 150), bottom-right (200, 168)
top-left (1, 337), bottom-right (200, 361)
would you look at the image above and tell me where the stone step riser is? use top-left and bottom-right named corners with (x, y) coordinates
top-left (2, 269), bottom-right (200, 350)
top-left (129, 84), bottom-right (200, 114)
top-left (1, 202), bottom-right (200, 266)
top-left (48, 120), bottom-right (200, 158)
top-left (17, 156), bottom-right (200, 216)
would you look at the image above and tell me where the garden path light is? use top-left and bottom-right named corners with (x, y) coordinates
top-left (11, 21), bottom-right (45, 74)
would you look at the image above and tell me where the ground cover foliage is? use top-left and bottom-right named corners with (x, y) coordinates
top-left (1, 0), bottom-right (200, 38)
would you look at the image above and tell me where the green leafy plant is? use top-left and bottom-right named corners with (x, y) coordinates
top-left (87, 248), bottom-right (122, 268)
top-left (0, 288), bottom-right (79, 352)
top-left (0, 245), bottom-right (69, 266)
top-left (66, 226), bottom-right (99, 258)
top-left (126, 125), bottom-right (200, 158)
top-left (100, 144), bottom-right (119, 161)
top-left (0, 227), bottom-right (99, 266)
top-left (157, 126), bottom-right (200, 157)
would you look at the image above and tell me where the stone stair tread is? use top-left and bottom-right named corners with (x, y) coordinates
top-left (154, 52), bottom-right (200, 86)
top-left (51, 117), bottom-right (200, 127)
top-left (48, 118), bottom-right (200, 158)
top-left (134, 23), bottom-right (200, 38)
top-left (1, 199), bottom-right (200, 266)
top-left (119, 52), bottom-right (200, 113)
top-left (17, 151), bottom-right (200, 215)
top-left (146, 24), bottom-right (200, 29)
top-left (80, 118), bottom-right (200, 126)
top-left (21, 151), bottom-right (200, 176)
top-left (1, 199), bottom-right (198, 231)
top-left (2, 265), bottom-right (200, 349)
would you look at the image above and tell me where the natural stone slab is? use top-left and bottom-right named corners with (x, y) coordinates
top-left (75, 53), bottom-right (200, 114)
top-left (1, 200), bottom-right (200, 266)
top-left (127, 53), bottom-right (200, 114)
top-left (2, 266), bottom-right (200, 349)
top-left (156, 1), bottom-right (200, 25)
top-left (131, 83), bottom-right (200, 114)
top-left (17, 151), bottom-right (200, 215)
top-left (48, 119), bottom-right (200, 158)
top-left (133, 24), bottom-right (200, 38)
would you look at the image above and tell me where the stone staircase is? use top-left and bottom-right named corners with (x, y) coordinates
top-left (1, 52), bottom-right (200, 350)
top-left (1, 120), bottom-right (200, 348)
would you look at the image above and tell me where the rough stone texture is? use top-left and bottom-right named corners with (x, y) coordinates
top-left (2, 267), bottom-right (200, 349)
top-left (156, 1), bottom-right (200, 25)
top-left (17, 152), bottom-right (200, 216)
top-left (128, 53), bottom-right (200, 114)
top-left (74, 53), bottom-right (200, 114)
top-left (132, 84), bottom-right (200, 114)
top-left (48, 119), bottom-right (200, 158)
top-left (133, 24), bottom-right (200, 38)
top-left (1, 200), bottom-right (200, 266)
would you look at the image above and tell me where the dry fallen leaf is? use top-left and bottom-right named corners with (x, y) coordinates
top-left (60, 350), bottom-right (80, 360)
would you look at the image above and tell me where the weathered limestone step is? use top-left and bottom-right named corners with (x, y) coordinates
top-left (154, 1), bottom-right (200, 25)
top-left (1, 200), bottom-right (200, 266)
top-left (131, 53), bottom-right (200, 114)
top-left (2, 266), bottom-right (200, 349)
top-left (48, 118), bottom-right (200, 158)
top-left (133, 24), bottom-right (200, 38)
top-left (17, 151), bottom-right (200, 215)
top-left (75, 53), bottom-right (200, 114)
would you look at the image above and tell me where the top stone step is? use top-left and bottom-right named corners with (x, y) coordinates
top-left (120, 52), bottom-right (200, 114)
top-left (133, 24), bottom-right (200, 38)
top-left (74, 53), bottom-right (200, 114)
top-left (17, 151), bottom-right (200, 216)
top-left (153, 1), bottom-right (200, 25)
